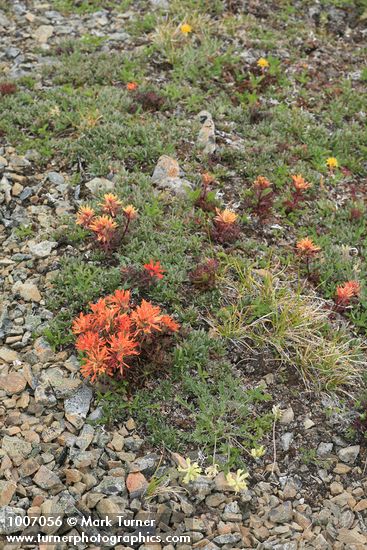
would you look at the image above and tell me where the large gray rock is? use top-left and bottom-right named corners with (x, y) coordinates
top-left (85, 177), bottom-right (114, 194)
top-left (152, 155), bottom-right (192, 196)
top-left (338, 445), bottom-right (360, 464)
top-left (0, 506), bottom-right (25, 534)
top-left (94, 476), bottom-right (126, 496)
top-left (29, 240), bottom-right (57, 258)
top-left (0, 11), bottom-right (10, 28)
top-left (36, 368), bottom-right (82, 399)
top-left (2, 435), bottom-right (32, 461)
top-left (12, 281), bottom-right (42, 302)
top-left (33, 465), bottom-right (64, 493)
top-left (268, 501), bottom-right (293, 524)
top-left (64, 384), bottom-right (93, 428)
top-left (34, 25), bottom-right (54, 43)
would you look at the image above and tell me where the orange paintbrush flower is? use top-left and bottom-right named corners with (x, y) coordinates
top-left (143, 260), bottom-right (165, 280)
top-left (126, 82), bottom-right (138, 91)
top-left (253, 176), bottom-right (271, 190)
top-left (160, 314), bottom-right (180, 332)
top-left (89, 215), bottom-right (118, 245)
top-left (291, 175), bottom-right (312, 192)
top-left (345, 280), bottom-right (361, 296)
top-left (123, 205), bottom-right (138, 220)
top-left (75, 331), bottom-right (104, 352)
top-left (131, 299), bottom-right (163, 335)
top-left (76, 205), bottom-right (95, 228)
top-left (101, 193), bottom-right (122, 217)
top-left (106, 289), bottom-right (131, 311)
top-left (73, 290), bottom-right (179, 383)
top-left (202, 172), bottom-right (214, 186)
top-left (89, 298), bottom-right (115, 331)
top-left (72, 312), bottom-right (94, 335)
top-left (89, 297), bottom-right (107, 315)
top-left (214, 208), bottom-right (238, 225)
top-left (335, 280), bottom-right (360, 306)
top-left (115, 313), bottom-right (132, 334)
top-left (108, 332), bottom-right (139, 369)
top-left (296, 237), bottom-right (321, 256)
top-left (80, 345), bottom-right (110, 383)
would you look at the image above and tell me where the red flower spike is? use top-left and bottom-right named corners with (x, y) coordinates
top-left (106, 289), bottom-right (131, 311)
top-left (160, 314), bottom-right (180, 332)
top-left (143, 260), bottom-right (165, 280)
top-left (72, 312), bottom-right (93, 335)
top-left (131, 299), bottom-right (163, 335)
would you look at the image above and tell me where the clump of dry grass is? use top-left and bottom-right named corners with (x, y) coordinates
top-left (212, 257), bottom-right (364, 391)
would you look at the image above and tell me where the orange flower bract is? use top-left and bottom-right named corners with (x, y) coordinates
top-left (73, 290), bottom-right (179, 382)
top-left (126, 82), bottom-right (138, 91)
top-left (80, 346), bottom-right (111, 383)
top-left (214, 208), bottom-right (238, 225)
top-left (123, 205), bottom-right (138, 220)
top-left (106, 289), bottom-right (131, 311)
top-left (89, 215), bottom-right (118, 246)
top-left (131, 299), bottom-right (163, 335)
top-left (160, 314), bottom-right (180, 332)
top-left (108, 332), bottom-right (139, 371)
top-left (72, 312), bottom-right (94, 335)
top-left (101, 193), bottom-right (122, 217)
top-left (296, 237), bottom-right (321, 256)
top-left (76, 205), bottom-right (95, 228)
top-left (143, 260), bottom-right (165, 280)
top-left (202, 172), bottom-right (214, 186)
top-left (291, 175), bottom-right (312, 192)
top-left (253, 176), bottom-right (271, 190)
top-left (75, 331), bottom-right (104, 352)
top-left (335, 280), bottom-right (360, 306)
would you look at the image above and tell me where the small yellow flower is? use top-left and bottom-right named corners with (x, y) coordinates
top-left (180, 23), bottom-right (192, 34)
top-left (177, 458), bottom-right (202, 484)
top-left (257, 57), bottom-right (269, 69)
top-left (205, 464), bottom-right (219, 479)
top-left (272, 405), bottom-right (282, 421)
top-left (251, 446), bottom-right (266, 460)
top-left (226, 469), bottom-right (249, 493)
top-left (326, 157), bottom-right (338, 170)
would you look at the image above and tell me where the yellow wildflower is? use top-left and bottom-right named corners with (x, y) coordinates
top-left (326, 157), bottom-right (338, 170)
top-left (251, 446), bottom-right (266, 460)
top-left (180, 23), bottom-right (192, 34)
top-left (257, 57), bottom-right (269, 69)
top-left (226, 469), bottom-right (249, 493)
top-left (177, 458), bottom-right (202, 484)
top-left (272, 405), bottom-right (282, 421)
top-left (205, 464), bottom-right (219, 479)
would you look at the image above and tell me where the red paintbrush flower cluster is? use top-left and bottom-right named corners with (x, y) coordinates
top-left (121, 260), bottom-right (165, 291)
top-left (143, 260), bottom-right (165, 280)
top-left (76, 194), bottom-right (137, 251)
top-left (72, 289), bottom-right (179, 382)
top-left (334, 280), bottom-right (360, 308)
